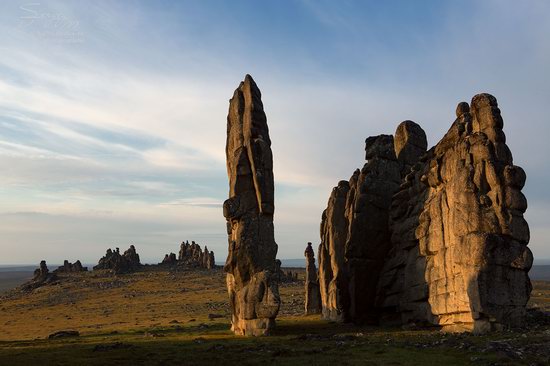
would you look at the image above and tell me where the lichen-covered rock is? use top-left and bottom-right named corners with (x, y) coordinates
top-left (223, 74), bottom-right (280, 336)
top-left (376, 94), bottom-right (531, 332)
top-left (305, 242), bottom-right (321, 315)
top-left (93, 245), bottom-right (141, 274)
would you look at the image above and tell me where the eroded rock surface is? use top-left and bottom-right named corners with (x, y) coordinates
top-left (377, 94), bottom-right (531, 332)
top-left (318, 94), bottom-right (531, 332)
top-left (223, 74), bottom-right (280, 336)
top-left (305, 242), bottom-right (321, 315)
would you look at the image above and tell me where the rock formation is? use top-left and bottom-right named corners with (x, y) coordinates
top-left (318, 180), bottom-right (350, 322)
top-left (305, 242), bottom-right (321, 315)
top-left (93, 245), bottom-right (141, 274)
top-left (376, 94), bottom-right (531, 332)
top-left (176, 240), bottom-right (216, 269)
top-left (318, 129), bottom-right (422, 323)
top-left (55, 260), bottom-right (88, 273)
top-left (161, 253), bottom-right (177, 265)
top-left (22, 260), bottom-right (58, 290)
top-left (223, 74), bottom-right (280, 336)
top-left (319, 94), bottom-right (531, 332)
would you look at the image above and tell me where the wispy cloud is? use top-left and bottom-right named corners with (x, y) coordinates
top-left (0, 1), bottom-right (549, 264)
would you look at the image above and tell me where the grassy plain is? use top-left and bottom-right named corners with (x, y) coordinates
top-left (0, 267), bottom-right (548, 365)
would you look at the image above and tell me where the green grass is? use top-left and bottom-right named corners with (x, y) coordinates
top-left (1, 268), bottom-right (549, 365)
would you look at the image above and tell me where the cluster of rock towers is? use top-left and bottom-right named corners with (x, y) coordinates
top-left (161, 241), bottom-right (215, 269)
top-left (222, 75), bottom-right (531, 336)
top-left (317, 94), bottom-right (532, 332)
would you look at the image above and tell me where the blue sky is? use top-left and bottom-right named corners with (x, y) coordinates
top-left (0, 0), bottom-right (549, 264)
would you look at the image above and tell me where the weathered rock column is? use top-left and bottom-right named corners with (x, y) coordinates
top-left (304, 242), bottom-right (322, 315)
top-left (318, 180), bottom-right (350, 322)
top-left (223, 74), bottom-right (280, 336)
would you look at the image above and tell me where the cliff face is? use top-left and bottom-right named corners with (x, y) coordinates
top-left (319, 94), bottom-right (532, 332)
top-left (223, 75), bottom-right (280, 336)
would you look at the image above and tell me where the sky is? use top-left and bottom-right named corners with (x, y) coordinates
top-left (0, 0), bottom-right (549, 265)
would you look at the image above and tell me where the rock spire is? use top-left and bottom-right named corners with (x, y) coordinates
top-left (223, 75), bottom-right (280, 336)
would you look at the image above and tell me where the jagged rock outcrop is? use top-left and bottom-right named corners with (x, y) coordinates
top-left (319, 94), bottom-right (531, 332)
top-left (223, 74), bottom-right (280, 336)
top-left (376, 94), bottom-right (531, 332)
top-left (22, 261), bottom-right (58, 290)
top-left (204, 246), bottom-right (215, 269)
top-left (305, 242), bottom-right (321, 315)
top-left (93, 245), bottom-right (141, 274)
top-left (161, 253), bottom-right (177, 265)
top-left (55, 260), bottom-right (88, 273)
top-left (176, 240), bottom-right (216, 269)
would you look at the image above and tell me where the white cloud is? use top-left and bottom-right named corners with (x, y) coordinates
top-left (0, 0), bottom-right (549, 263)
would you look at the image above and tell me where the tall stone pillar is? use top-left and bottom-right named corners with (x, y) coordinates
top-left (304, 242), bottom-right (322, 315)
top-left (223, 74), bottom-right (280, 336)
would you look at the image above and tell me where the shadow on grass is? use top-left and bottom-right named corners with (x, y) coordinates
top-left (0, 318), bottom-right (539, 366)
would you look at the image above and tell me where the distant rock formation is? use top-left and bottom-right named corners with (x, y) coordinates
top-left (55, 260), bottom-right (88, 273)
top-left (175, 240), bottom-right (216, 269)
top-left (305, 242), bottom-right (321, 315)
top-left (223, 75), bottom-right (280, 336)
top-left (22, 260), bottom-right (58, 290)
top-left (318, 94), bottom-right (532, 332)
top-left (161, 253), bottom-right (177, 265)
top-left (93, 245), bottom-right (141, 274)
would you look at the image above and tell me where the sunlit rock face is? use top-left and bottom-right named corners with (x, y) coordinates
top-left (223, 74), bottom-right (280, 336)
top-left (377, 94), bottom-right (532, 332)
top-left (319, 94), bottom-right (531, 332)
